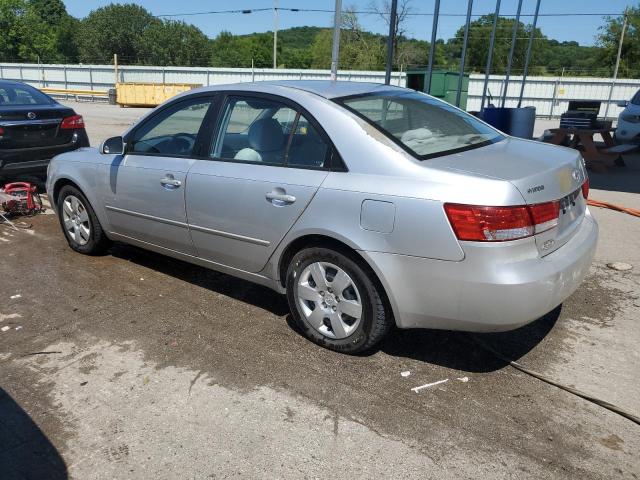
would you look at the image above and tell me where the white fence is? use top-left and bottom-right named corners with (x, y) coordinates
top-left (1, 62), bottom-right (639, 119)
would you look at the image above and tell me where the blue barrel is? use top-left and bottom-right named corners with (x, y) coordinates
top-left (480, 107), bottom-right (511, 133)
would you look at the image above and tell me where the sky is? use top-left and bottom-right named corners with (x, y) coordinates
top-left (62, 0), bottom-right (633, 46)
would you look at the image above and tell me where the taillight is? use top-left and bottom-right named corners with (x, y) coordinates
top-left (0, 126), bottom-right (4, 138)
top-left (529, 201), bottom-right (560, 233)
top-left (444, 201), bottom-right (560, 242)
top-left (60, 114), bottom-right (84, 130)
top-left (581, 179), bottom-right (589, 199)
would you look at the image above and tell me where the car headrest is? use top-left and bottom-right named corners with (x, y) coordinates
top-left (248, 118), bottom-right (284, 152)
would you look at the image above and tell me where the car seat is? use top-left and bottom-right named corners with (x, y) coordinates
top-left (235, 118), bottom-right (285, 163)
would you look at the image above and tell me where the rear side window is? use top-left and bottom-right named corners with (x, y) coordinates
top-left (211, 96), bottom-right (329, 168)
top-left (0, 84), bottom-right (53, 105)
top-left (338, 91), bottom-right (503, 159)
top-left (130, 97), bottom-right (212, 157)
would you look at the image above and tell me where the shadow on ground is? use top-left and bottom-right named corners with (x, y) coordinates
top-left (379, 307), bottom-right (560, 373)
top-left (0, 388), bottom-right (68, 480)
top-left (110, 243), bottom-right (290, 317)
top-left (588, 151), bottom-right (640, 195)
top-left (111, 242), bottom-right (559, 373)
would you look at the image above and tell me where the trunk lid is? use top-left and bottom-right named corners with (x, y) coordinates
top-left (0, 104), bottom-right (76, 149)
top-left (428, 137), bottom-right (588, 256)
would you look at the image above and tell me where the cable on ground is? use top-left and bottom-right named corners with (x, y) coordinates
top-left (473, 336), bottom-right (640, 426)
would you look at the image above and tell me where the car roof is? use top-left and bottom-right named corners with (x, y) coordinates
top-left (247, 80), bottom-right (408, 99)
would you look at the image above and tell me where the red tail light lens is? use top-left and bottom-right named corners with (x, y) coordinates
top-left (581, 179), bottom-right (589, 199)
top-left (60, 114), bottom-right (84, 130)
top-left (529, 201), bottom-right (560, 233)
top-left (444, 201), bottom-right (560, 242)
top-left (0, 126), bottom-right (4, 138)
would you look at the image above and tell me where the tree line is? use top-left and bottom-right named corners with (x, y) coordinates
top-left (0, 0), bottom-right (638, 77)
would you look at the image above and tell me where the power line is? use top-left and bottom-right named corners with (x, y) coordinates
top-left (156, 7), bottom-right (625, 19)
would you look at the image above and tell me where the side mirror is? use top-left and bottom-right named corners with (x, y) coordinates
top-left (101, 136), bottom-right (125, 155)
top-left (616, 100), bottom-right (629, 108)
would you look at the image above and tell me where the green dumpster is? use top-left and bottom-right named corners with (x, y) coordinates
top-left (405, 69), bottom-right (469, 110)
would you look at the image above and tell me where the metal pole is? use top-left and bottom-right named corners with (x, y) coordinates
top-left (384, 0), bottom-right (398, 85)
top-left (501, 0), bottom-right (522, 107)
top-left (456, 0), bottom-right (473, 107)
top-left (114, 53), bottom-right (119, 86)
top-left (424, 0), bottom-right (440, 93)
top-left (330, 0), bottom-right (343, 81)
top-left (273, 0), bottom-right (278, 69)
top-left (603, 10), bottom-right (628, 119)
top-left (480, 0), bottom-right (501, 111)
top-left (517, 0), bottom-right (541, 107)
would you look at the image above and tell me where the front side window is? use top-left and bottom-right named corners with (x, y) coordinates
top-left (211, 96), bottom-right (329, 168)
top-left (130, 97), bottom-right (212, 156)
top-left (338, 91), bottom-right (503, 159)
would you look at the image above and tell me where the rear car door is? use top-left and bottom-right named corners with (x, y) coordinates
top-left (102, 95), bottom-right (214, 255)
top-left (186, 94), bottom-right (331, 272)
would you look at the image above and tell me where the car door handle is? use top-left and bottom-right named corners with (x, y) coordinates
top-left (266, 191), bottom-right (296, 205)
top-left (160, 175), bottom-right (182, 189)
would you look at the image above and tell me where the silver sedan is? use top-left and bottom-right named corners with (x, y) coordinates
top-left (46, 81), bottom-right (598, 354)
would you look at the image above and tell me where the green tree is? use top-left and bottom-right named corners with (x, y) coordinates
top-left (597, 6), bottom-right (640, 78)
top-left (447, 15), bottom-right (545, 74)
top-left (139, 20), bottom-right (210, 66)
top-left (0, 0), bottom-right (77, 62)
top-left (310, 7), bottom-right (385, 70)
top-left (79, 3), bottom-right (159, 64)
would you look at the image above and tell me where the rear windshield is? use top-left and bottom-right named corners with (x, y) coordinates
top-left (0, 83), bottom-right (54, 106)
top-left (337, 91), bottom-right (503, 159)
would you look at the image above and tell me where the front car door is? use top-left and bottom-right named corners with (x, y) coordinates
top-left (186, 94), bottom-right (333, 273)
top-left (101, 95), bottom-right (214, 255)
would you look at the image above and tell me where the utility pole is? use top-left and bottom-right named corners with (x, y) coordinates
top-left (113, 53), bottom-right (119, 85)
top-left (384, 0), bottom-right (398, 85)
top-left (330, 0), bottom-right (343, 81)
top-left (501, 0), bottom-right (523, 107)
top-left (604, 9), bottom-right (628, 119)
top-left (273, 0), bottom-right (279, 69)
top-left (480, 0), bottom-right (501, 111)
top-left (455, 0), bottom-right (473, 107)
top-left (424, 0), bottom-right (441, 94)
top-left (517, 0), bottom-right (541, 108)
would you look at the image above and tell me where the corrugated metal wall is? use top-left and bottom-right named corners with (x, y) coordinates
top-left (1, 63), bottom-right (639, 118)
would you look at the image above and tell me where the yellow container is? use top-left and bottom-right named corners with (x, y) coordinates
top-left (115, 82), bottom-right (201, 107)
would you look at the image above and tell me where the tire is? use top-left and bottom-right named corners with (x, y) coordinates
top-left (57, 185), bottom-right (111, 255)
top-left (286, 247), bottom-right (393, 354)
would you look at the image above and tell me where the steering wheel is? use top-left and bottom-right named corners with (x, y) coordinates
top-left (170, 133), bottom-right (195, 154)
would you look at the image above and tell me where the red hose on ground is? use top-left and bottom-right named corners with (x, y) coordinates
top-left (588, 199), bottom-right (640, 218)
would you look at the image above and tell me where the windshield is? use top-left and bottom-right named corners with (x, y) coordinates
top-left (337, 91), bottom-right (503, 159)
top-left (0, 83), bottom-right (54, 106)
top-left (631, 90), bottom-right (640, 106)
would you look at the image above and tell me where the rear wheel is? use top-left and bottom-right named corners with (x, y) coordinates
top-left (286, 247), bottom-right (393, 354)
top-left (57, 185), bottom-right (110, 255)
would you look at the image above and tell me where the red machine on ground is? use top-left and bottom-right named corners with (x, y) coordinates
top-left (1, 182), bottom-right (44, 216)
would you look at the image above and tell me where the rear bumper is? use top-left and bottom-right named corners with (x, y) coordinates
top-left (0, 130), bottom-right (89, 176)
top-left (362, 211), bottom-right (598, 332)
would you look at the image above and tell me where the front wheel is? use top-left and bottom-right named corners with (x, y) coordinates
top-left (57, 185), bottom-right (111, 255)
top-left (286, 247), bottom-right (393, 354)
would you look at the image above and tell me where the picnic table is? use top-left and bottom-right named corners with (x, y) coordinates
top-left (548, 127), bottom-right (636, 172)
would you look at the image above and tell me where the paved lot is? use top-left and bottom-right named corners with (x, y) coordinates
top-left (1, 101), bottom-right (639, 479)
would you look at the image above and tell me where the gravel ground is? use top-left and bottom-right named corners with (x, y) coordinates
top-left (0, 101), bottom-right (639, 479)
